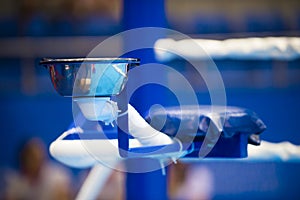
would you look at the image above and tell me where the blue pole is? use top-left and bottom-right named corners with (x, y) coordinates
top-left (122, 0), bottom-right (169, 199)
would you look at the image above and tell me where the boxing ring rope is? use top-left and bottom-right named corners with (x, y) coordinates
top-left (154, 37), bottom-right (300, 61)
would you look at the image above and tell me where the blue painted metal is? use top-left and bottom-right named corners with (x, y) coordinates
top-left (122, 0), bottom-right (169, 199)
top-left (125, 158), bottom-right (168, 200)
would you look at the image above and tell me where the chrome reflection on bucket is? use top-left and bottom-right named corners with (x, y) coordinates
top-left (40, 57), bottom-right (140, 97)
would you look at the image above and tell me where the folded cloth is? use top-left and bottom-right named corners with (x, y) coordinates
top-left (144, 105), bottom-right (266, 145)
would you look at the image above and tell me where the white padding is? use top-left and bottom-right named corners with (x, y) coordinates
top-left (50, 104), bottom-right (176, 168)
top-left (50, 138), bottom-right (144, 168)
top-left (128, 104), bottom-right (174, 146)
top-left (155, 37), bottom-right (300, 61)
top-left (247, 140), bottom-right (300, 162)
top-left (50, 140), bottom-right (97, 168)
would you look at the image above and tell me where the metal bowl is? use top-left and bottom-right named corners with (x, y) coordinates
top-left (40, 58), bottom-right (140, 97)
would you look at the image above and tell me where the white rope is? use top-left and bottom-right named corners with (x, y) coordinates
top-left (75, 163), bottom-right (117, 200)
top-left (154, 37), bottom-right (300, 61)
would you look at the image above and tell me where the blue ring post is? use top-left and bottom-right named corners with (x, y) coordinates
top-left (122, 0), bottom-right (169, 199)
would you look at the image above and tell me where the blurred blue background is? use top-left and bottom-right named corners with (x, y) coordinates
top-left (0, 0), bottom-right (300, 199)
